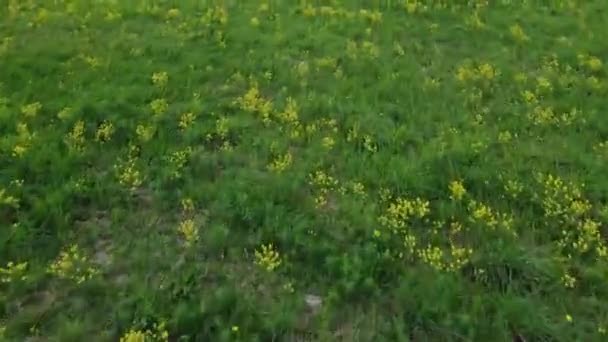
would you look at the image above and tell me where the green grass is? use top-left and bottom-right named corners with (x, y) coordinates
top-left (2, 0), bottom-right (608, 340)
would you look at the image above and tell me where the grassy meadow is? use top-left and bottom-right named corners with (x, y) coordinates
top-left (2, 0), bottom-right (608, 340)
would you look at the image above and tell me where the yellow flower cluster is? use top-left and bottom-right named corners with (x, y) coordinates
top-left (178, 112), bottom-right (196, 131)
top-left (150, 98), bottom-right (169, 116)
top-left (201, 6), bottom-right (228, 27)
top-left (235, 83), bottom-right (273, 124)
top-left (559, 219), bottom-right (606, 257)
top-left (379, 196), bottom-right (430, 232)
top-left (12, 122), bottom-right (34, 158)
top-left (578, 53), bottom-right (603, 72)
top-left (151, 71), bottom-right (168, 88)
top-left (358, 9), bottom-right (383, 23)
top-left (177, 198), bottom-right (199, 247)
top-left (404, 0), bottom-right (429, 14)
top-left (115, 145), bottom-right (143, 191)
top-left (346, 40), bottom-right (380, 59)
top-left (535, 174), bottom-right (607, 258)
top-left (120, 322), bottom-right (169, 342)
top-left (215, 116), bottom-right (229, 139)
top-left (537, 174), bottom-right (590, 221)
top-left (449, 180), bottom-right (466, 201)
top-left (66, 120), bottom-right (86, 151)
top-left (48, 244), bottom-right (98, 284)
top-left (561, 272), bottom-right (576, 288)
top-left (267, 152), bottom-right (292, 173)
top-left (467, 200), bottom-right (515, 235)
top-left (525, 104), bottom-right (580, 127)
top-left (300, 4), bottom-right (381, 23)
top-left (21, 102), bottom-right (42, 118)
top-left (0, 261), bottom-right (28, 283)
top-left (164, 147), bottom-right (192, 179)
top-left (416, 241), bottom-right (472, 272)
top-left (0, 188), bottom-right (19, 207)
top-left (418, 245), bottom-right (444, 270)
top-left (456, 62), bottom-right (498, 82)
top-left (510, 24), bottom-right (530, 42)
top-left (255, 243), bottom-right (281, 272)
top-left (308, 170), bottom-right (339, 208)
top-left (503, 179), bottom-right (523, 198)
top-left (181, 198), bottom-right (194, 213)
top-left (276, 97), bottom-right (299, 124)
top-left (350, 181), bottom-right (366, 196)
top-left (95, 120), bottom-right (114, 143)
top-left (136, 124), bottom-right (155, 142)
top-left (178, 219), bottom-right (198, 247)
top-left (166, 8), bottom-right (180, 20)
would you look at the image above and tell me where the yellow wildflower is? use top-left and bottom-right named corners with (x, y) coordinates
top-left (0, 188), bottom-right (19, 207)
top-left (510, 24), bottom-right (530, 42)
top-left (0, 261), bottom-right (28, 283)
top-left (66, 120), bottom-right (86, 151)
top-left (178, 112), bottom-right (197, 130)
top-left (449, 180), bottom-right (466, 201)
top-left (119, 330), bottom-right (146, 342)
top-left (21, 102), bottom-right (42, 117)
top-left (268, 152), bottom-right (293, 173)
top-left (150, 98), bottom-right (169, 116)
top-left (48, 244), bottom-right (98, 283)
top-left (166, 8), bottom-right (180, 19)
top-left (95, 120), bottom-right (114, 142)
top-left (255, 244), bottom-right (281, 271)
top-left (178, 219), bottom-right (199, 247)
top-left (561, 273), bottom-right (576, 288)
top-left (322, 136), bottom-right (335, 149)
top-left (151, 71), bottom-right (168, 87)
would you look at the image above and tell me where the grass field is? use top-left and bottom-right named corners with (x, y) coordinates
top-left (2, 0), bottom-right (608, 340)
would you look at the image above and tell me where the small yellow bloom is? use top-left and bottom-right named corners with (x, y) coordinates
top-left (136, 124), bottom-right (155, 142)
top-left (565, 314), bottom-right (573, 323)
top-left (0, 261), bottom-right (28, 283)
top-left (268, 152), bottom-right (293, 173)
top-left (477, 63), bottom-right (497, 80)
top-left (255, 244), bottom-right (281, 271)
top-left (587, 56), bottom-right (603, 72)
top-left (166, 8), bottom-right (180, 19)
top-left (231, 326), bottom-right (239, 333)
top-left (178, 112), bottom-right (197, 130)
top-left (449, 180), bottom-right (466, 201)
top-left (95, 120), bottom-right (114, 142)
top-left (510, 24), bottom-right (530, 42)
top-left (66, 120), bottom-right (86, 151)
top-left (322, 136), bottom-right (335, 149)
top-left (178, 219), bottom-right (199, 247)
top-left (151, 71), bottom-right (168, 87)
top-left (48, 244), bottom-right (98, 283)
top-left (114, 157), bottom-right (143, 191)
top-left (21, 102), bottom-right (42, 117)
top-left (561, 273), bottom-right (576, 288)
top-left (119, 330), bottom-right (146, 342)
top-left (57, 107), bottom-right (73, 120)
top-left (150, 98), bottom-right (169, 116)
top-left (498, 131), bottom-right (512, 144)
top-left (181, 198), bottom-right (195, 213)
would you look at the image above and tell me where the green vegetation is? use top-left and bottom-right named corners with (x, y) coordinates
top-left (2, 1), bottom-right (608, 340)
